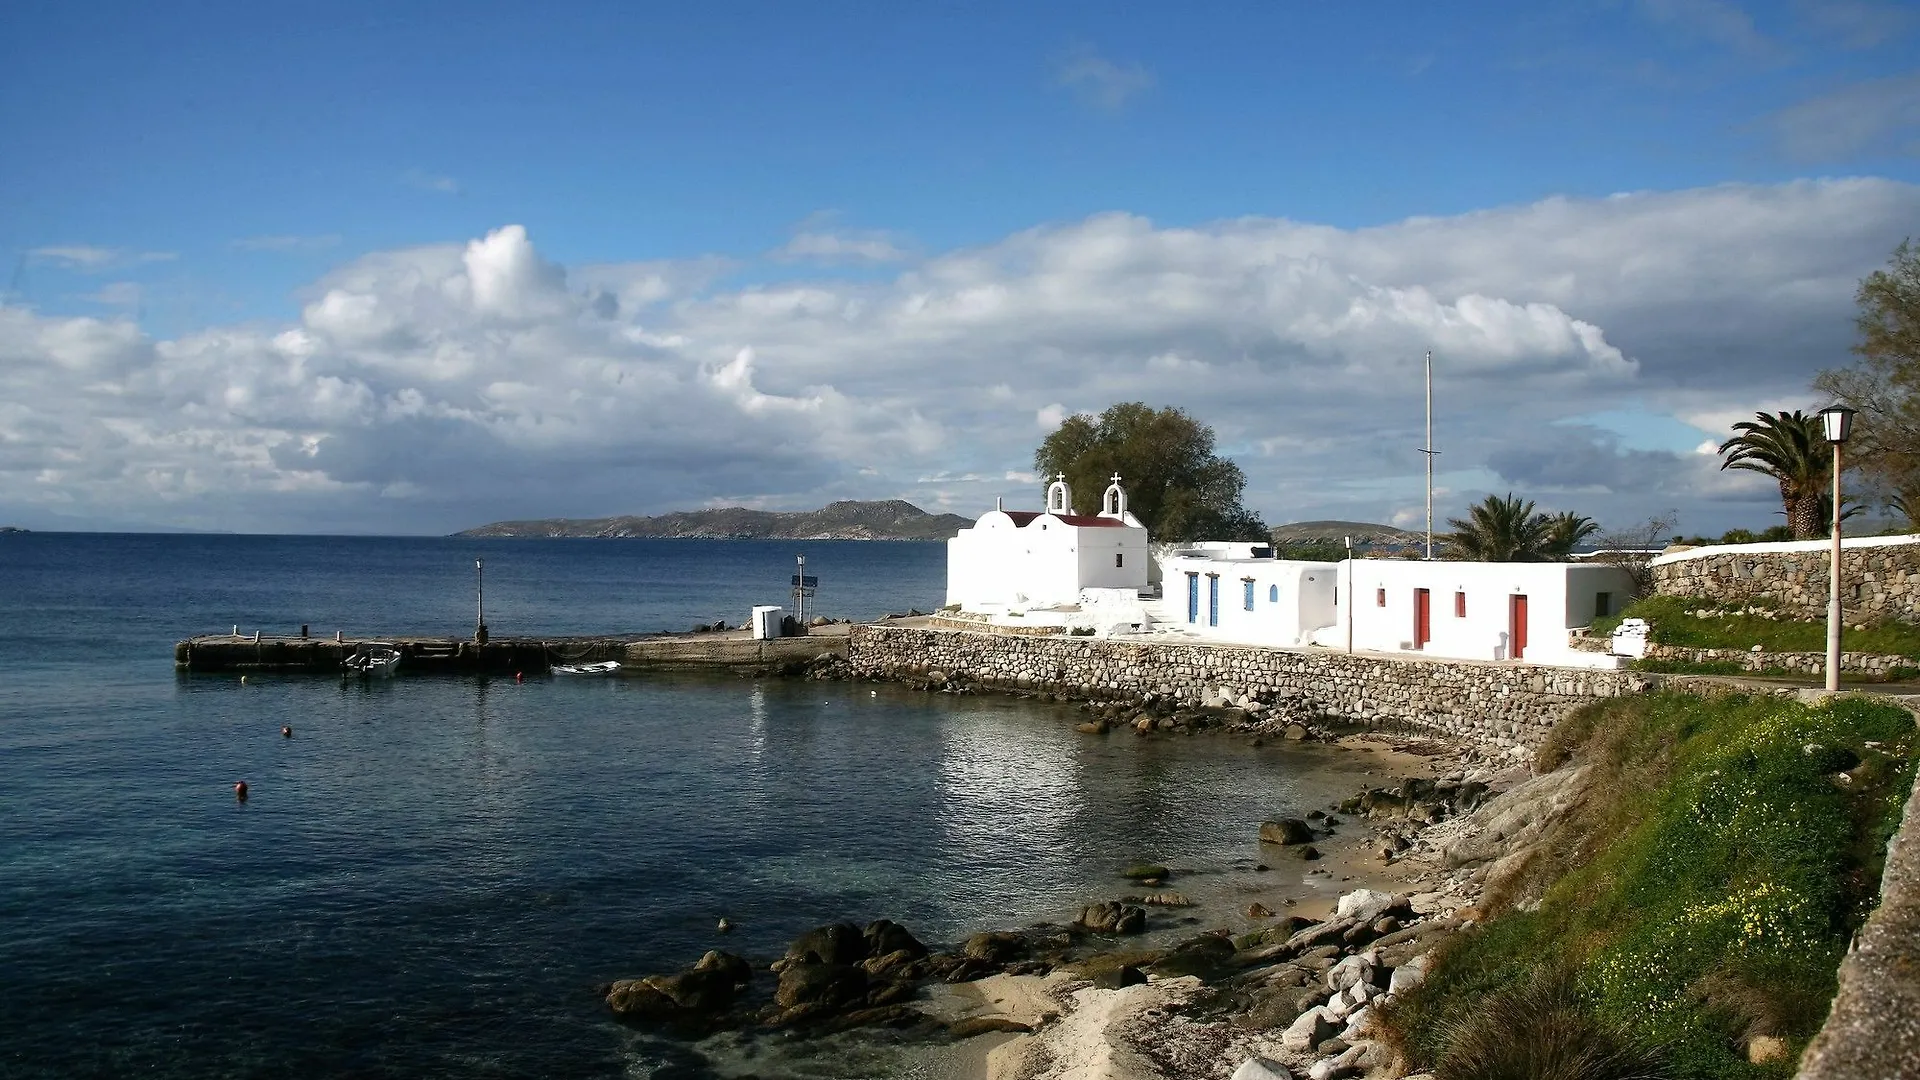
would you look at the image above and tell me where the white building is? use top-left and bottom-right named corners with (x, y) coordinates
top-left (1155, 546), bottom-right (1338, 648)
top-left (945, 475), bottom-right (1149, 612)
top-left (1314, 558), bottom-right (1636, 666)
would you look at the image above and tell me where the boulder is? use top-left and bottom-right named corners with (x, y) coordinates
top-left (1231, 1057), bottom-right (1295, 1080)
top-left (1325, 951), bottom-right (1378, 993)
top-left (863, 919), bottom-right (928, 960)
top-left (1260, 818), bottom-right (1316, 845)
top-left (1141, 891), bottom-right (1192, 907)
top-left (605, 950), bottom-right (752, 1020)
top-left (1247, 902), bottom-right (1275, 919)
top-left (1075, 901), bottom-right (1149, 934)
top-left (1150, 933), bottom-right (1238, 981)
top-left (1282, 1007), bottom-right (1341, 1052)
top-left (962, 931), bottom-right (1027, 964)
top-left (862, 948), bottom-right (923, 979)
top-left (1387, 954), bottom-right (1428, 994)
top-left (949, 1016), bottom-right (1033, 1038)
top-left (1335, 889), bottom-right (1404, 925)
top-left (1091, 963), bottom-right (1147, 989)
top-left (774, 957), bottom-right (868, 1010)
top-left (786, 922), bottom-right (868, 967)
top-left (1121, 863), bottom-right (1171, 880)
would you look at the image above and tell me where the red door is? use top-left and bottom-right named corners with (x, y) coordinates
top-left (1413, 589), bottom-right (1431, 649)
top-left (1510, 594), bottom-right (1529, 660)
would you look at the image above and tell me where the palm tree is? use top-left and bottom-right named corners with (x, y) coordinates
top-left (1541, 511), bottom-right (1601, 557)
top-left (1445, 494), bottom-right (1554, 561)
top-left (1716, 411), bottom-right (1829, 540)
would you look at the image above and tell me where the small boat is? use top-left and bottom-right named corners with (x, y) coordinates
top-left (344, 644), bottom-right (402, 678)
top-left (553, 660), bottom-right (622, 676)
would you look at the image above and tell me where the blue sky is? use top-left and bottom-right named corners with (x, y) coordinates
top-left (2, 1), bottom-right (1918, 533)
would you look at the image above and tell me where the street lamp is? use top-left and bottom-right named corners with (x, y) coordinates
top-left (475, 558), bottom-right (488, 645)
top-left (1820, 404), bottom-right (1856, 693)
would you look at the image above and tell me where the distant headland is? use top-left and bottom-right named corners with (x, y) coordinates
top-left (0, 526), bottom-right (29, 534)
top-left (454, 499), bottom-right (973, 540)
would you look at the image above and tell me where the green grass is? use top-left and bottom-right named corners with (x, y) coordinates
top-left (1381, 691), bottom-right (1918, 1079)
top-left (1593, 595), bottom-right (1920, 659)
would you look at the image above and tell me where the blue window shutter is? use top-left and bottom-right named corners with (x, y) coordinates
top-left (1244, 581), bottom-right (1255, 610)
top-left (1208, 577), bottom-right (1219, 626)
top-left (1187, 573), bottom-right (1199, 623)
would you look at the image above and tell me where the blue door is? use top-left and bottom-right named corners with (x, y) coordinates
top-left (1186, 573), bottom-right (1199, 623)
top-left (1208, 576), bottom-right (1219, 626)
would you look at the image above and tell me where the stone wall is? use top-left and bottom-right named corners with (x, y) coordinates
top-left (849, 624), bottom-right (1658, 754)
top-left (1651, 538), bottom-right (1920, 623)
top-left (1798, 721), bottom-right (1920, 1080)
top-left (1641, 643), bottom-right (1916, 677)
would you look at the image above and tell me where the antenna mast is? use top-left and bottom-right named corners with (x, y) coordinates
top-left (1420, 350), bottom-right (1438, 560)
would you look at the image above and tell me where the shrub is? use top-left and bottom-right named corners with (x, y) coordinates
top-left (1383, 692), bottom-right (1919, 1079)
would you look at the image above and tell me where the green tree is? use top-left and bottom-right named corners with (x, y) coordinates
top-left (1444, 494), bottom-right (1558, 561)
top-left (1716, 410), bottom-right (1830, 539)
top-left (1814, 239), bottom-right (1920, 526)
top-left (1033, 402), bottom-right (1268, 541)
top-left (1541, 511), bottom-right (1601, 557)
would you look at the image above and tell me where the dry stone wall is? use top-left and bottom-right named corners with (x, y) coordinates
top-left (850, 625), bottom-right (1659, 754)
top-left (1652, 541), bottom-right (1920, 623)
top-left (1642, 643), bottom-right (1916, 677)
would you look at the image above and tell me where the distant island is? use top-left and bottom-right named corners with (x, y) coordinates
top-left (1270, 519), bottom-right (1421, 546)
top-left (0, 526), bottom-right (29, 534)
top-left (455, 499), bottom-right (974, 540)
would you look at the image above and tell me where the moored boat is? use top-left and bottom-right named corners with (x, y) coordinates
top-left (553, 660), bottom-right (621, 675)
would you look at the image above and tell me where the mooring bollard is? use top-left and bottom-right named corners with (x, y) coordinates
top-left (232, 624), bottom-right (239, 636)
top-left (252, 630), bottom-right (260, 643)
top-left (301, 624), bottom-right (308, 639)
top-left (335, 630), bottom-right (343, 643)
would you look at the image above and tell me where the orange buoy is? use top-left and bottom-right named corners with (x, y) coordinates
top-left (234, 781), bottom-right (249, 801)
top-left (281, 725), bottom-right (292, 738)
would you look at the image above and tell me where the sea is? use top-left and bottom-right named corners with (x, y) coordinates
top-left (0, 534), bottom-right (1385, 1079)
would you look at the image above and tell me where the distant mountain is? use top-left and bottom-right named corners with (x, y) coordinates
top-left (1270, 519), bottom-right (1422, 547)
top-left (455, 500), bottom-right (974, 540)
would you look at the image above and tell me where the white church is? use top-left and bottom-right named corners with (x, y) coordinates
top-left (945, 474), bottom-right (1151, 623)
top-left (943, 478), bottom-right (1638, 667)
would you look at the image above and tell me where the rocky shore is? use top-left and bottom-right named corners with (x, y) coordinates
top-left (600, 684), bottom-right (1574, 1080)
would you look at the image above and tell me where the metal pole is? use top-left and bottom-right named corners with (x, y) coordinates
top-left (1420, 349), bottom-right (1436, 557)
top-left (1827, 443), bottom-right (1843, 693)
top-left (796, 554), bottom-right (806, 629)
top-left (1344, 535), bottom-right (1354, 654)
top-left (476, 559), bottom-right (485, 641)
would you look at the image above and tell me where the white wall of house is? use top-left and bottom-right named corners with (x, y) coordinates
top-left (1154, 551), bottom-right (1339, 647)
top-left (1324, 559), bottom-right (1635, 665)
top-left (945, 477), bottom-right (1149, 612)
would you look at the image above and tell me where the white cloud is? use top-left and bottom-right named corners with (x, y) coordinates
top-left (1636, 0), bottom-right (1774, 55)
top-left (402, 168), bottom-right (461, 194)
top-left (1053, 45), bottom-right (1156, 110)
top-left (29, 246), bottom-right (177, 272)
top-left (85, 282), bottom-right (143, 308)
top-left (1770, 72), bottom-right (1920, 161)
top-left (1, 179), bottom-right (1915, 535)
top-left (776, 231), bottom-right (912, 264)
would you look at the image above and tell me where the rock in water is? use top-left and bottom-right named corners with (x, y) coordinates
top-left (1141, 891), bottom-right (1192, 907)
top-left (961, 931), bottom-right (1027, 963)
top-left (785, 922), bottom-right (868, 967)
top-left (1120, 863), bottom-right (1170, 880)
top-left (1260, 818), bottom-right (1315, 845)
top-left (862, 919), bottom-right (927, 960)
top-left (774, 957), bottom-right (868, 1009)
top-left (1247, 902), bottom-right (1274, 918)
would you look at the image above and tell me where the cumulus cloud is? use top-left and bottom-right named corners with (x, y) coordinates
top-left (2, 180), bottom-right (1916, 534)
top-left (1053, 45), bottom-right (1156, 110)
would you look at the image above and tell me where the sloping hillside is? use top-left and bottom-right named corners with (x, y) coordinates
top-left (1270, 519), bottom-right (1422, 546)
top-left (455, 500), bottom-right (972, 540)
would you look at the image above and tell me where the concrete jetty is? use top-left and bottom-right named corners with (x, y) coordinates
top-left (174, 625), bottom-right (848, 675)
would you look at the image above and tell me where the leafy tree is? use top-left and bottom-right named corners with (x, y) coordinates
top-left (1033, 403), bottom-right (1268, 541)
top-left (1716, 410), bottom-right (1831, 540)
top-left (1444, 494), bottom-right (1555, 561)
top-left (1814, 239), bottom-right (1920, 526)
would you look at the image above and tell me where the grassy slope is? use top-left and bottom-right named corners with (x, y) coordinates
top-left (1594, 595), bottom-right (1920, 658)
top-left (1383, 691), bottom-right (1917, 1080)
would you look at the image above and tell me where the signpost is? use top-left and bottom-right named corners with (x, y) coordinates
top-left (791, 555), bottom-right (818, 630)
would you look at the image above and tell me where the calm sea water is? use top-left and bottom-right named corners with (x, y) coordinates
top-left (0, 534), bottom-right (1378, 1079)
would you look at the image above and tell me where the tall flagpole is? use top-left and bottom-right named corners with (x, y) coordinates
top-left (1421, 351), bottom-right (1436, 560)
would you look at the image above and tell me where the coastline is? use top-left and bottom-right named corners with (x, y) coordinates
top-left (620, 675), bottom-right (1520, 1079)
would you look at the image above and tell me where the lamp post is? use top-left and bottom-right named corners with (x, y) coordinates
top-left (1820, 404), bottom-right (1856, 693)
top-left (475, 558), bottom-right (488, 645)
